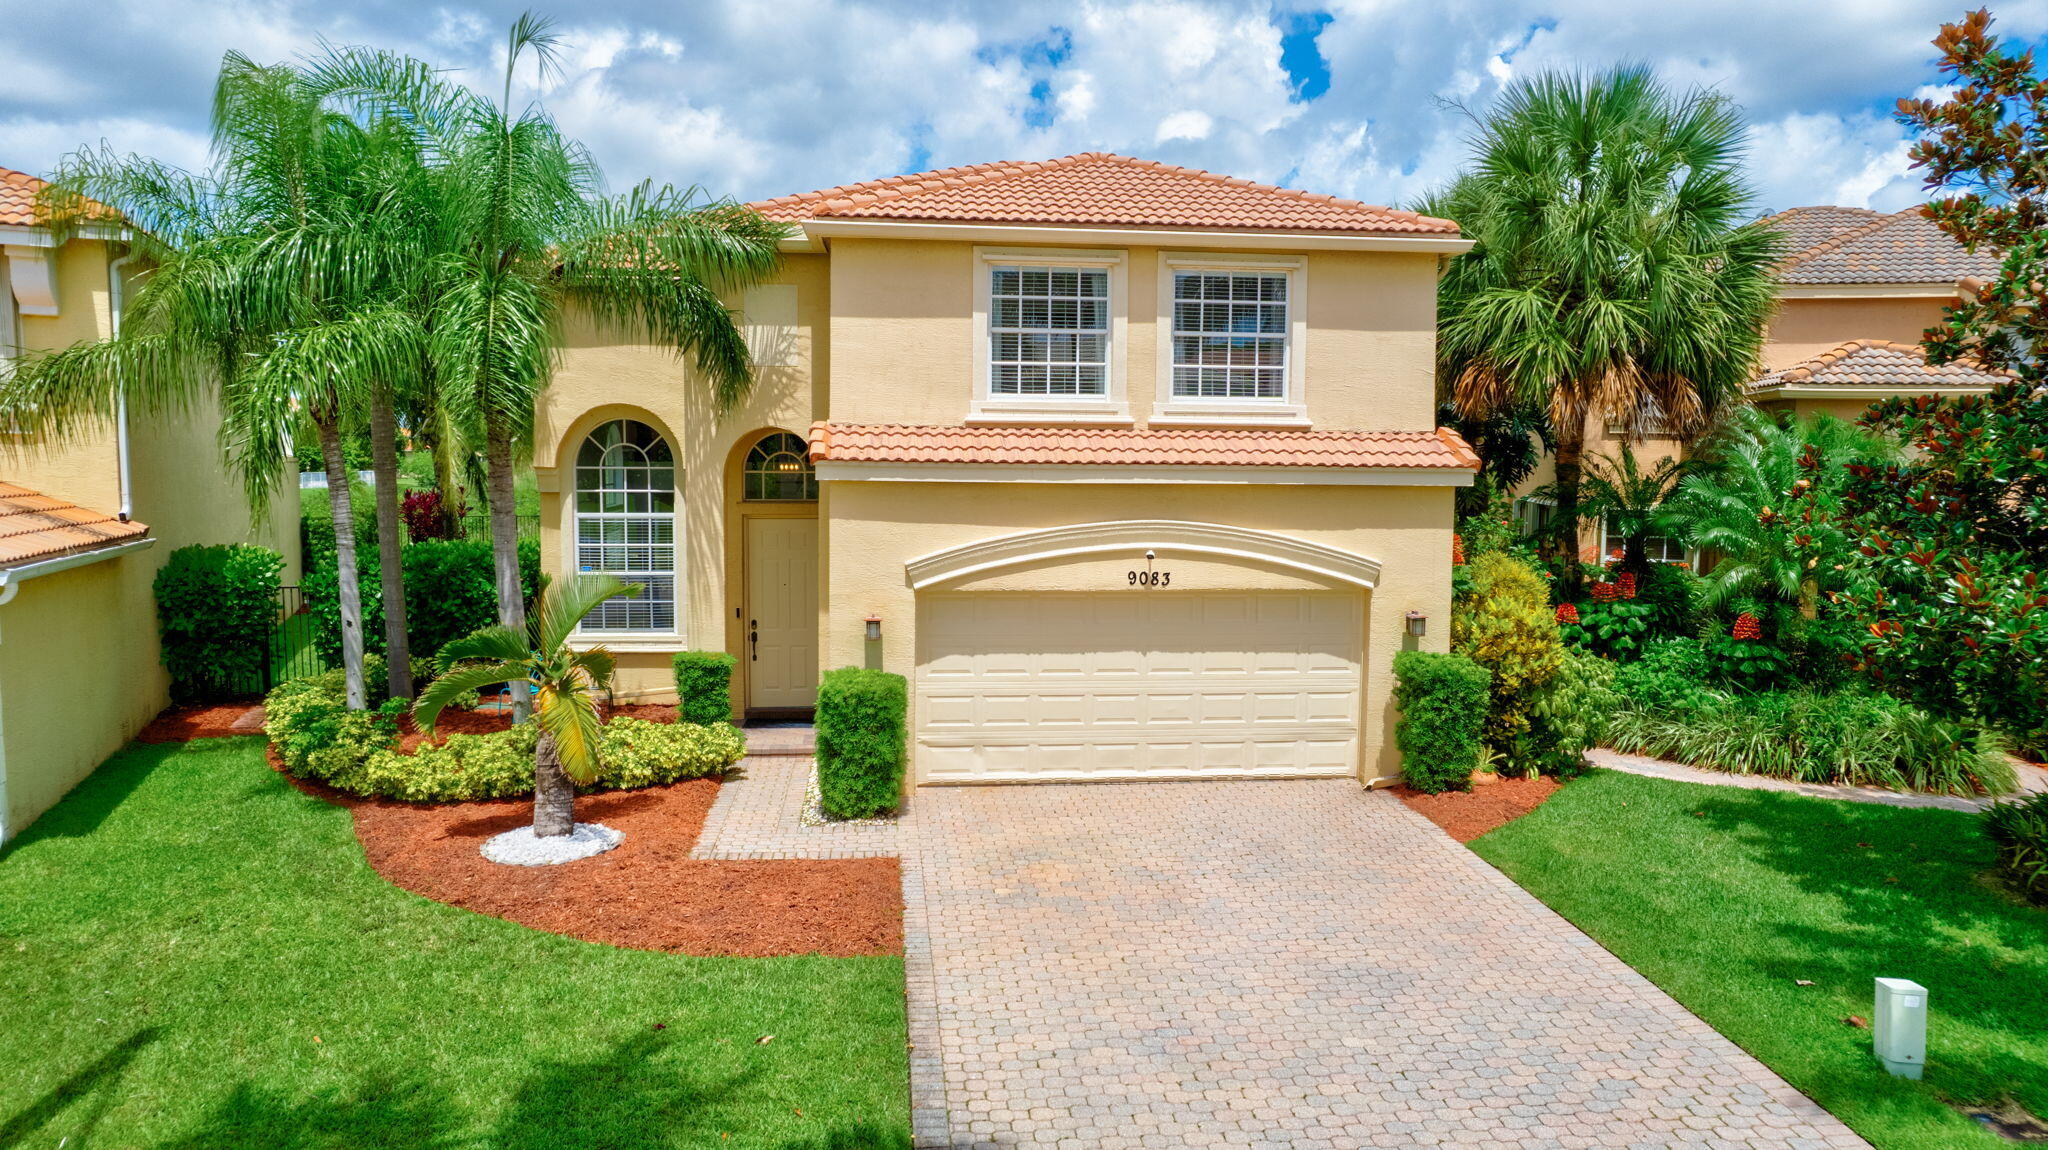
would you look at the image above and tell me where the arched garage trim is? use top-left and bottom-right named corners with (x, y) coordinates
top-left (905, 520), bottom-right (1382, 591)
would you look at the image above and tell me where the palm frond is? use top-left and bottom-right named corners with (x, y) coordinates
top-left (414, 660), bottom-right (530, 732)
top-left (435, 625), bottom-right (531, 669)
top-left (533, 681), bottom-right (605, 784)
top-left (530, 575), bottom-right (639, 655)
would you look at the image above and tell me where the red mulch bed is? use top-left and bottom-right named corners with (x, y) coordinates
top-left (137, 702), bottom-right (265, 743)
top-left (1394, 776), bottom-right (1562, 843)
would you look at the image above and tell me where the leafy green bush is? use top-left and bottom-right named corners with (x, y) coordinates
top-left (1634, 562), bottom-right (1702, 639)
top-left (1517, 649), bottom-right (1619, 777)
top-left (154, 544), bottom-right (284, 700)
top-left (815, 667), bottom-right (907, 819)
top-left (1610, 639), bottom-right (1714, 710)
top-left (264, 671), bottom-right (746, 802)
top-left (1452, 553), bottom-right (1564, 749)
top-left (671, 651), bottom-right (737, 726)
top-left (306, 537), bottom-right (539, 663)
top-left (1983, 793), bottom-right (2048, 904)
top-left (1704, 633), bottom-right (1792, 693)
top-left (1392, 650), bottom-right (1491, 793)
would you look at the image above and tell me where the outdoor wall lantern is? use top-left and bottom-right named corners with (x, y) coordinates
top-left (1404, 611), bottom-right (1428, 638)
top-left (864, 615), bottom-right (883, 642)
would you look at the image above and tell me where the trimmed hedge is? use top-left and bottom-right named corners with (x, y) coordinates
top-left (815, 667), bottom-right (907, 820)
top-left (1392, 650), bottom-right (1492, 794)
top-left (154, 544), bottom-right (284, 700)
top-left (263, 670), bottom-right (746, 803)
top-left (672, 651), bottom-right (737, 726)
top-left (306, 537), bottom-right (540, 663)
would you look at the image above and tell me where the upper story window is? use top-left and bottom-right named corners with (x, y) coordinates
top-left (989, 266), bottom-right (1109, 398)
top-left (1170, 271), bottom-right (1289, 400)
top-left (743, 432), bottom-right (817, 501)
top-left (575, 419), bottom-right (677, 633)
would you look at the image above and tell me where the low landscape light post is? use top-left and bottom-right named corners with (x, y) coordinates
top-left (1873, 977), bottom-right (1928, 1079)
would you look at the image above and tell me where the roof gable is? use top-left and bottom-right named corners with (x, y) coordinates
top-left (749, 152), bottom-right (1458, 236)
top-left (1773, 207), bottom-right (2002, 285)
top-left (1750, 338), bottom-right (2011, 393)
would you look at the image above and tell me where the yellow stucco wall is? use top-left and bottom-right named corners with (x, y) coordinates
top-left (1763, 295), bottom-right (1950, 368)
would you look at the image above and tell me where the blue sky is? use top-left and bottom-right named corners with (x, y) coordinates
top-left (0, 1), bottom-right (2042, 216)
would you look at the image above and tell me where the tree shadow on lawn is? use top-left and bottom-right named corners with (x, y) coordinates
top-left (0, 740), bottom-right (194, 851)
top-left (0, 1027), bottom-right (160, 1147)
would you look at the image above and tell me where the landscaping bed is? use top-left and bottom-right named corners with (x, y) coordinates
top-left (136, 701), bottom-right (265, 742)
top-left (1394, 775), bottom-right (1561, 842)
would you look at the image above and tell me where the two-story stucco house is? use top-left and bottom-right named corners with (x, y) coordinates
top-left (532, 153), bottom-right (1477, 787)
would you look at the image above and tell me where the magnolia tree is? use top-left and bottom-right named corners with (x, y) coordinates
top-left (1814, 9), bottom-right (2048, 754)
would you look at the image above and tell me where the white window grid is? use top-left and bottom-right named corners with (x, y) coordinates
top-left (1170, 271), bottom-right (1289, 400)
top-left (574, 420), bottom-right (677, 632)
top-left (1601, 514), bottom-right (1688, 564)
top-left (988, 265), bottom-right (1110, 397)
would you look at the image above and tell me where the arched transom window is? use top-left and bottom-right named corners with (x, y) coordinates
top-left (575, 419), bottom-right (676, 632)
top-left (742, 432), bottom-right (817, 501)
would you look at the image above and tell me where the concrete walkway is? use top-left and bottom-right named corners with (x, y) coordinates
top-left (1587, 747), bottom-right (2048, 813)
top-left (697, 764), bottom-right (1864, 1149)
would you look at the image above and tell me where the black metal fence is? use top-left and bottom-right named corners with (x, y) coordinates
top-left (459, 513), bottom-right (541, 543)
top-left (267, 585), bottom-right (326, 686)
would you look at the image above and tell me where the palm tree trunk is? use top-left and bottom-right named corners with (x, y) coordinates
top-left (317, 416), bottom-right (368, 711)
top-left (484, 414), bottom-right (530, 722)
top-left (429, 408), bottom-right (465, 537)
top-left (1553, 412), bottom-right (1587, 595)
top-left (532, 730), bottom-right (574, 837)
top-left (368, 387), bottom-right (412, 700)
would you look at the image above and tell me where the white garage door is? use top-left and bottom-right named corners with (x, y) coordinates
top-left (915, 591), bottom-right (1363, 783)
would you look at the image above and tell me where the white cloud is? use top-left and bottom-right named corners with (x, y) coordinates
top-left (1155, 110), bottom-right (1213, 142)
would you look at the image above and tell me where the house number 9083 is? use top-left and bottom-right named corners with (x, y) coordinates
top-left (1128, 570), bottom-right (1171, 587)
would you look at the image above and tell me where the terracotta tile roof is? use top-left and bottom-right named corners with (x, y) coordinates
top-left (1750, 339), bottom-right (2012, 393)
top-left (0, 165), bottom-right (117, 229)
top-left (808, 423), bottom-right (1480, 470)
top-left (1761, 205), bottom-right (1886, 255)
top-left (1774, 207), bottom-right (2002, 285)
top-left (0, 481), bottom-right (149, 567)
top-left (750, 152), bottom-right (1459, 236)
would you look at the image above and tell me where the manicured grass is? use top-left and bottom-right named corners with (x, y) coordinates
top-left (0, 738), bottom-right (908, 1149)
top-left (1472, 770), bottom-right (2048, 1149)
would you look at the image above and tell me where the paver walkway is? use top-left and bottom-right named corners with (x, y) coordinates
top-left (696, 767), bottom-right (1864, 1149)
top-left (1588, 747), bottom-right (2048, 812)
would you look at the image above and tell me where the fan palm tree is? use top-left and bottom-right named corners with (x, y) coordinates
top-left (307, 16), bottom-right (787, 720)
top-left (1662, 407), bottom-right (1895, 618)
top-left (2, 54), bottom-right (429, 710)
top-left (1428, 67), bottom-right (1784, 587)
top-left (1572, 442), bottom-right (1690, 572)
top-left (416, 575), bottom-right (639, 837)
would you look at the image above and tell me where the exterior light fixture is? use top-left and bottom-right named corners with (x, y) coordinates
top-left (864, 615), bottom-right (883, 642)
top-left (1873, 977), bottom-right (1928, 1079)
top-left (1404, 611), bottom-right (1427, 638)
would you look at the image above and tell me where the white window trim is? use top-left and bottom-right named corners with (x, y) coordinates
top-left (1154, 251), bottom-right (1309, 427)
top-left (1598, 513), bottom-right (1690, 566)
top-left (568, 423), bottom-right (687, 647)
top-left (970, 247), bottom-right (1130, 424)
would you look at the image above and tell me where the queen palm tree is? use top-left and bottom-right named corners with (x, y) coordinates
top-left (415, 575), bottom-right (638, 837)
top-left (1428, 67), bottom-right (1784, 587)
top-left (307, 16), bottom-right (787, 720)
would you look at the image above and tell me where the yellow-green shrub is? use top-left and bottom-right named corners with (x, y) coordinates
top-left (596, 717), bottom-right (747, 789)
top-left (1452, 553), bottom-right (1566, 754)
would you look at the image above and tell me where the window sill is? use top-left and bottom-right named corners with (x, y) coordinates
top-left (1149, 404), bottom-right (1311, 428)
top-left (967, 401), bottom-right (1133, 426)
top-left (571, 634), bottom-right (688, 653)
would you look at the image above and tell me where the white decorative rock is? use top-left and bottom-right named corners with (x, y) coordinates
top-left (480, 823), bottom-right (624, 866)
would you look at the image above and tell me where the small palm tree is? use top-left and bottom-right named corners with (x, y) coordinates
top-left (415, 575), bottom-right (639, 837)
top-left (1572, 443), bottom-right (1690, 572)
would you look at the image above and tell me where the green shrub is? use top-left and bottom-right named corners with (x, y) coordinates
top-left (1517, 649), bottom-right (1619, 777)
top-left (1392, 650), bottom-right (1491, 793)
top-left (1704, 632), bottom-right (1793, 693)
top-left (815, 667), bottom-right (907, 819)
top-left (671, 651), bottom-right (737, 725)
top-left (1983, 793), bottom-right (2048, 904)
top-left (154, 544), bottom-right (284, 700)
top-left (1611, 639), bottom-right (1714, 711)
top-left (307, 537), bottom-right (539, 663)
top-left (596, 717), bottom-right (746, 790)
top-left (1452, 553), bottom-right (1565, 750)
top-left (1634, 562), bottom-right (1702, 639)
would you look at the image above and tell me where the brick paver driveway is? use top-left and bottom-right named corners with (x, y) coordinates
top-left (905, 779), bottom-right (1862, 1149)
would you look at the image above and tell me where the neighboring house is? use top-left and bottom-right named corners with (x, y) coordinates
top-left (534, 152), bottom-right (1477, 786)
top-left (0, 166), bottom-right (300, 844)
top-left (1516, 204), bottom-right (2011, 562)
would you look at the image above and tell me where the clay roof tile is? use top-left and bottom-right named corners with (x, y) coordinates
top-left (0, 481), bottom-right (149, 567)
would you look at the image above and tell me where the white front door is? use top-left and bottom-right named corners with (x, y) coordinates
top-left (915, 590), bottom-right (1364, 783)
top-left (745, 517), bottom-right (819, 710)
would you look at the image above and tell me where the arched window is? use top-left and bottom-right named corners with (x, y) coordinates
top-left (575, 419), bottom-right (676, 632)
top-left (742, 432), bottom-right (817, 501)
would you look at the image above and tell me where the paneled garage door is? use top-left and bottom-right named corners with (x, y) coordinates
top-left (915, 591), bottom-right (1363, 783)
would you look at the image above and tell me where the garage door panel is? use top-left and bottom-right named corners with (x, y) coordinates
top-left (916, 590), bottom-right (1363, 783)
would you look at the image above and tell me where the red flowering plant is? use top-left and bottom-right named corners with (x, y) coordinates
top-left (1559, 572), bottom-right (1652, 660)
top-left (401, 489), bottom-right (466, 542)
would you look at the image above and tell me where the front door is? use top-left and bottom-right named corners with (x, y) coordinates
top-left (745, 516), bottom-right (819, 712)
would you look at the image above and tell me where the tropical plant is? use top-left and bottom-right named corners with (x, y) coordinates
top-left (415, 574), bottom-right (640, 837)
top-left (1439, 400), bottom-right (1554, 518)
top-left (307, 18), bottom-right (787, 718)
top-left (1451, 552), bottom-right (1565, 753)
top-left (1983, 793), bottom-right (2048, 903)
top-left (1572, 443), bottom-right (1689, 573)
top-left (1427, 67), bottom-right (1783, 588)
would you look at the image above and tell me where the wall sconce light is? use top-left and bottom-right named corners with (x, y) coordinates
top-left (1404, 611), bottom-right (1428, 638)
top-left (864, 615), bottom-right (883, 642)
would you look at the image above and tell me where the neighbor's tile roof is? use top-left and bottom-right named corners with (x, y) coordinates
top-left (750, 152), bottom-right (1460, 235)
top-left (807, 423), bottom-right (1481, 470)
top-left (0, 165), bottom-right (116, 228)
top-left (0, 481), bottom-right (148, 567)
top-left (1750, 339), bottom-right (2012, 393)
top-left (1772, 207), bottom-right (2002, 285)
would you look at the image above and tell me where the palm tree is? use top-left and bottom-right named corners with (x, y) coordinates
top-left (1662, 407), bottom-right (1895, 618)
top-left (308, 16), bottom-right (786, 719)
top-left (3, 55), bottom-right (427, 710)
top-left (1428, 67), bottom-right (1784, 587)
top-left (415, 575), bottom-right (639, 837)
top-left (1572, 442), bottom-right (1689, 572)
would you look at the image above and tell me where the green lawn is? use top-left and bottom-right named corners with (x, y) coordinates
top-left (1472, 769), bottom-right (2048, 1149)
top-left (0, 737), bottom-right (909, 1149)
